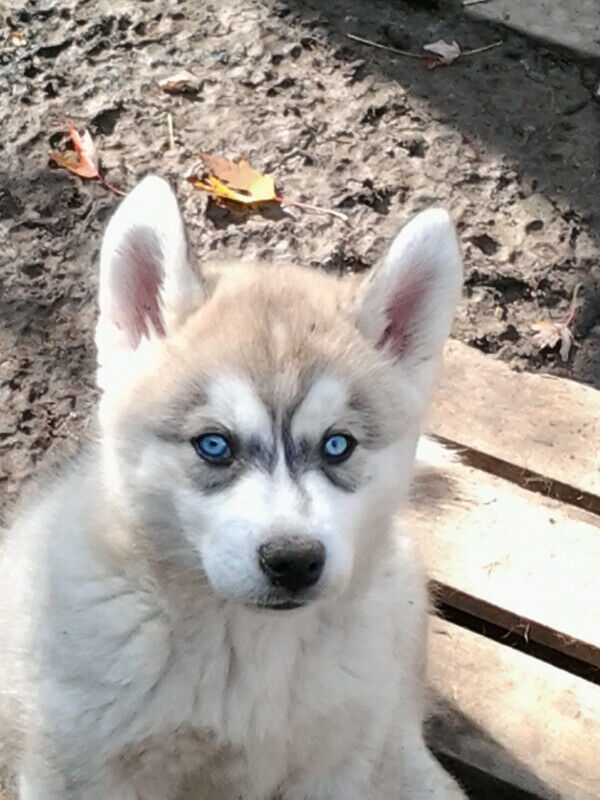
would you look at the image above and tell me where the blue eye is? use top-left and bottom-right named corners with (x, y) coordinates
top-left (321, 433), bottom-right (357, 464)
top-left (192, 433), bottom-right (233, 464)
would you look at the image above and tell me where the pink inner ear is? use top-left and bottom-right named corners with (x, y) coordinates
top-left (110, 227), bottom-right (167, 350)
top-left (377, 273), bottom-right (428, 359)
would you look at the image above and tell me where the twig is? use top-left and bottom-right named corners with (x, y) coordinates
top-left (346, 33), bottom-right (427, 59)
top-left (277, 195), bottom-right (350, 225)
top-left (167, 113), bottom-right (175, 151)
top-left (562, 283), bottom-right (581, 327)
top-left (463, 0), bottom-right (492, 6)
top-left (98, 174), bottom-right (126, 196)
top-left (346, 32), bottom-right (503, 62)
top-left (462, 41), bottom-right (503, 56)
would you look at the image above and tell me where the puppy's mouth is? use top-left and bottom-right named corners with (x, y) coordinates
top-left (245, 599), bottom-right (306, 612)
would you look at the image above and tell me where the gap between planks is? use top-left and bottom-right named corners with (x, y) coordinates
top-left (428, 339), bottom-right (600, 510)
top-left (432, 582), bottom-right (600, 682)
top-left (432, 433), bottom-right (600, 517)
top-left (417, 339), bottom-right (600, 679)
top-left (408, 445), bottom-right (600, 678)
top-left (427, 617), bottom-right (600, 800)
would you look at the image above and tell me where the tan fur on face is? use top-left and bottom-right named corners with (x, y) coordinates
top-left (108, 263), bottom-right (408, 450)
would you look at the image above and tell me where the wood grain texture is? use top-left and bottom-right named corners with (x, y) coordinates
top-left (429, 340), bottom-right (600, 498)
top-left (427, 618), bottom-right (600, 800)
top-left (408, 451), bottom-right (600, 666)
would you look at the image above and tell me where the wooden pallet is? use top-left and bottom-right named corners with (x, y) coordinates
top-left (415, 340), bottom-right (600, 800)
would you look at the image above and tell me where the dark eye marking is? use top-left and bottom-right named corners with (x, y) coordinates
top-left (320, 432), bottom-right (357, 465)
top-left (320, 466), bottom-right (360, 493)
top-left (191, 433), bottom-right (234, 466)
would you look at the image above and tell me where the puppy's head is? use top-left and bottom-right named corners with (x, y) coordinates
top-left (96, 176), bottom-right (461, 611)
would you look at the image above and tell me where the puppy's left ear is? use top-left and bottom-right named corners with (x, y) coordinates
top-left (355, 208), bottom-right (462, 400)
top-left (97, 175), bottom-right (203, 356)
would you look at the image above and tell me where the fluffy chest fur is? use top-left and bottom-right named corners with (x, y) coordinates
top-left (0, 479), bottom-right (402, 798)
top-left (98, 592), bottom-right (395, 799)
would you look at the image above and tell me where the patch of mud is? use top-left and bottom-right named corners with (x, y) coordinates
top-left (1, 0), bottom-right (599, 503)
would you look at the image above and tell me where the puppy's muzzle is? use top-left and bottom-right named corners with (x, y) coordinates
top-left (258, 536), bottom-right (326, 593)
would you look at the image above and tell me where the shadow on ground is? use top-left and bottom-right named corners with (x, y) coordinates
top-left (428, 693), bottom-right (558, 799)
top-left (271, 0), bottom-right (600, 387)
top-left (282, 0), bottom-right (600, 237)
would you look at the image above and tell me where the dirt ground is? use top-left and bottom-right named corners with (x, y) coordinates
top-left (1, 0), bottom-right (599, 510)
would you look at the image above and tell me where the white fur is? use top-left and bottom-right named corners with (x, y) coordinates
top-left (356, 207), bottom-right (462, 403)
top-left (204, 373), bottom-right (273, 442)
top-left (0, 177), bottom-right (466, 800)
top-left (291, 375), bottom-right (349, 441)
top-left (96, 176), bottom-right (204, 393)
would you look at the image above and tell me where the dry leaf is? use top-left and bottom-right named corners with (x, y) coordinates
top-left (158, 70), bottom-right (202, 94)
top-left (423, 39), bottom-right (461, 66)
top-left (346, 32), bottom-right (502, 66)
top-left (531, 283), bottom-right (580, 362)
top-left (11, 30), bottom-right (26, 46)
top-left (50, 123), bottom-right (99, 179)
top-left (531, 320), bottom-right (573, 362)
top-left (49, 123), bottom-right (124, 195)
top-left (187, 154), bottom-right (277, 205)
top-left (186, 153), bottom-right (349, 223)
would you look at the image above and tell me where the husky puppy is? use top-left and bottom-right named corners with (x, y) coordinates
top-left (0, 176), bottom-right (465, 800)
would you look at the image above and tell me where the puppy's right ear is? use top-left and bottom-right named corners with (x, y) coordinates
top-left (354, 209), bottom-right (462, 405)
top-left (96, 175), bottom-right (203, 375)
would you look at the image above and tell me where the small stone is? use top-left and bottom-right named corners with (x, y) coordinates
top-left (521, 192), bottom-right (555, 223)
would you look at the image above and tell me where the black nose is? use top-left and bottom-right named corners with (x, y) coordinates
top-left (258, 537), bottom-right (326, 593)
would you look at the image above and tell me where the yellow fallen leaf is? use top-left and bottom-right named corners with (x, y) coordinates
top-left (186, 153), bottom-right (349, 223)
top-left (187, 154), bottom-right (276, 205)
top-left (187, 175), bottom-right (253, 205)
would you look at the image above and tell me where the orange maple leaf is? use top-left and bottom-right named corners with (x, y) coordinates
top-left (50, 123), bottom-right (125, 195)
top-left (50, 123), bottom-right (99, 179)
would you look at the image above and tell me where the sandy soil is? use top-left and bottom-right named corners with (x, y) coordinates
top-left (1, 0), bottom-right (599, 507)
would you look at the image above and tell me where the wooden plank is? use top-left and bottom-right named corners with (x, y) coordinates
top-left (427, 618), bottom-right (600, 800)
top-left (429, 339), bottom-right (600, 498)
top-left (408, 452), bottom-right (600, 666)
